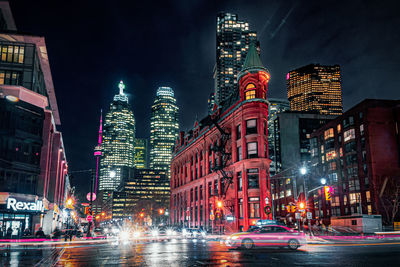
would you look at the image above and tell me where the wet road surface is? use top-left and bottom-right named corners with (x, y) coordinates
top-left (1, 238), bottom-right (400, 266)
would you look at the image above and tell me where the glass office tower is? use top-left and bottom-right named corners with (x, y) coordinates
top-left (149, 87), bottom-right (179, 178)
top-left (99, 81), bottom-right (135, 196)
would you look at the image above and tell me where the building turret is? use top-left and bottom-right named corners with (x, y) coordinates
top-left (238, 43), bottom-right (270, 102)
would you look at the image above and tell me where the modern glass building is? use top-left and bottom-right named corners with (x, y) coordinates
top-left (268, 98), bottom-right (290, 177)
top-left (149, 87), bottom-right (179, 178)
top-left (287, 64), bottom-right (343, 116)
top-left (99, 81), bottom-right (135, 196)
top-left (214, 12), bottom-right (258, 105)
top-left (134, 138), bottom-right (148, 169)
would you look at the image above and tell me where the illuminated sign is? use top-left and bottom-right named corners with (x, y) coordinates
top-left (6, 197), bottom-right (44, 212)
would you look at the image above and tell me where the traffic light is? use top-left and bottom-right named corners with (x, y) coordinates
top-left (324, 186), bottom-right (332, 201)
top-left (291, 205), bottom-right (296, 213)
top-left (84, 207), bottom-right (89, 215)
top-left (140, 212), bottom-right (145, 218)
top-left (159, 209), bottom-right (164, 215)
top-left (298, 201), bottom-right (305, 210)
top-left (66, 198), bottom-right (74, 209)
top-left (217, 200), bottom-right (223, 209)
top-left (101, 212), bottom-right (105, 216)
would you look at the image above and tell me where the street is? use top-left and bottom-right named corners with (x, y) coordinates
top-left (1, 238), bottom-right (400, 266)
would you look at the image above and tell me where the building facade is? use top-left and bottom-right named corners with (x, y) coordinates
top-left (287, 64), bottom-right (343, 116)
top-left (267, 98), bottom-right (290, 177)
top-left (308, 99), bottom-right (400, 225)
top-left (103, 168), bottom-right (169, 222)
top-left (149, 87), bottom-right (179, 178)
top-left (214, 12), bottom-right (258, 105)
top-left (134, 138), bottom-right (148, 169)
top-left (99, 81), bottom-right (135, 198)
top-left (270, 112), bottom-right (334, 224)
top-left (170, 44), bottom-right (272, 233)
top-left (0, 2), bottom-right (67, 236)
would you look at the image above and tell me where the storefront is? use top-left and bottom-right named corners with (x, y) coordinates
top-left (0, 192), bottom-right (48, 238)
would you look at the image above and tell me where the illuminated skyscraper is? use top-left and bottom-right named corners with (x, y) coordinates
top-left (134, 138), bottom-right (148, 169)
top-left (149, 87), bottom-right (179, 178)
top-left (214, 12), bottom-right (258, 105)
top-left (287, 64), bottom-right (343, 115)
top-left (99, 81), bottom-right (135, 196)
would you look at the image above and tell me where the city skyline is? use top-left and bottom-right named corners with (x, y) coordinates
top-left (7, 1), bottom-right (400, 198)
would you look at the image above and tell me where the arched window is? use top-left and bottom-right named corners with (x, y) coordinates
top-left (246, 83), bottom-right (256, 90)
top-left (245, 90), bottom-right (256, 100)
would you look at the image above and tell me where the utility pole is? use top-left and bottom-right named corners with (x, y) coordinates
top-left (87, 169), bottom-right (94, 237)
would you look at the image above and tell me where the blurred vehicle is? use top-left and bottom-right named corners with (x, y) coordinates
top-left (182, 228), bottom-right (207, 239)
top-left (225, 225), bottom-right (306, 250)
top-left (93, 227), bottom-right (107, 239)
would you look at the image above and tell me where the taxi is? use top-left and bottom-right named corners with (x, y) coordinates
top-left (225, 225), bottom-right (306, 250)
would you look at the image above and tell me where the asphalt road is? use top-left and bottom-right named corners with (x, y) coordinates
top-left (1, 239), bottom-right (400, 266)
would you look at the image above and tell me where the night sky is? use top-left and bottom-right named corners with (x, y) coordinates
top-left (9, 0), bottom-right (400, 198)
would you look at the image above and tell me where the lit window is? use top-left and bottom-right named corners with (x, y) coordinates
top-left (324, 128), bottom-right (334, 139)
top-left (344, 129), bottom-right (355, 142)
top-left (246, 83), bottom-right (255, 90)
top-left (245, 90), bottom-right (256, 100)
top-left (247, 142), bottom-right (258, 158)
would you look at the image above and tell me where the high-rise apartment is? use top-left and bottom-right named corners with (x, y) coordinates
top-left (149, 87), bottom-right (179, 178)
top-left (134, 138), bottom-right (148, 169)
top-left (99, 81), bottom-right (135, 196)
top-left (214, 12), bottom-right (258, 105)
top-left (287, 64), bottom-right (343, 116)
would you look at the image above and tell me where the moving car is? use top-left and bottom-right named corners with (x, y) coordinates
top-left (226, 225), bottom-right (306, 250)
top-left (182, 228), bottom-right (206, 239)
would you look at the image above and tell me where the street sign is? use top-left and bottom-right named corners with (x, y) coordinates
top-left (265, 197), bottom-right (269, 205)
top-left (306, 212), bottom-right (312, 219)
top-left (226, 215), bottom-right (234, 221)
top-left (86, 215), bottom-right (93, 222)
top-left (295, 212), bottom-right (301, 219)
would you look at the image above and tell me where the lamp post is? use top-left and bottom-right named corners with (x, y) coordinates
top-left (299, 167), bottom-right (312, 234)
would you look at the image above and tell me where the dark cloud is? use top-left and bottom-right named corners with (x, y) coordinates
top-left (9, 0), bottom-right (400, 198)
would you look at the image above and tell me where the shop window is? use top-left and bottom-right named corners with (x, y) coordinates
top-left (246, 119), bottom-right (257, 135)
top-left (239, 199), bottom-right (243, 219)
top-left (366, 191), bottom-right (371, 202)
top-left (249, 197), bottom-right (260, 218)
top-left (247, 169), bottom-right (259, 189)
top-left (337, 124), bottom-right (341, 133)
top-left (247, 142), bottom-right (258, 158)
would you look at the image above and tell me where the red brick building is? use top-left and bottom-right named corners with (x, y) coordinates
top-left (308, 99), bottom-right (400, 225)
top-left (170, 44), bottom-right (273, 233)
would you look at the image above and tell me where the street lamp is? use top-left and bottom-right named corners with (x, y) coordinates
top-left (300, 167), bottom-right (307, 175)
top-left (320, 178), bottom-right (327, 185)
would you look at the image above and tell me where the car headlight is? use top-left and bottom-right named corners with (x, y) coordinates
top-left (201, 231), bottom-right (206, 237)
top-left (133, 231), bottom-right (140, 238)
top-left (166, 230), bottom-right (175, 236)
top-left (152, 230), bottom-right (159, 237)
top-left (182, 229), bottom-right (187, 235)
top-left (231, 236), bottom-right (239, 240)
top-left (119, 231), bottom-right (129, 241)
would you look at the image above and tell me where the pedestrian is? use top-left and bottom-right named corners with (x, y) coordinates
top-left (35, 227), bottom-right (45, 238)
top-left (53, 228), bottom-right (61, 239)
top-left (6, 227), bottom-right (12, 239)
top-left (23, 228), bottom-right (31, 237)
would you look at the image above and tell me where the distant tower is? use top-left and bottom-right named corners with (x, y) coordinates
top-left (214, 12), bottom-right (258, 105)
top-left (94, 110), bottom-right (103, 194)
top-left (287, 64), bottom-right (343, 115)
top-left (99, 81), bottom-right (135, 198)
top-left (149, 87), bottom-right (179, 178)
